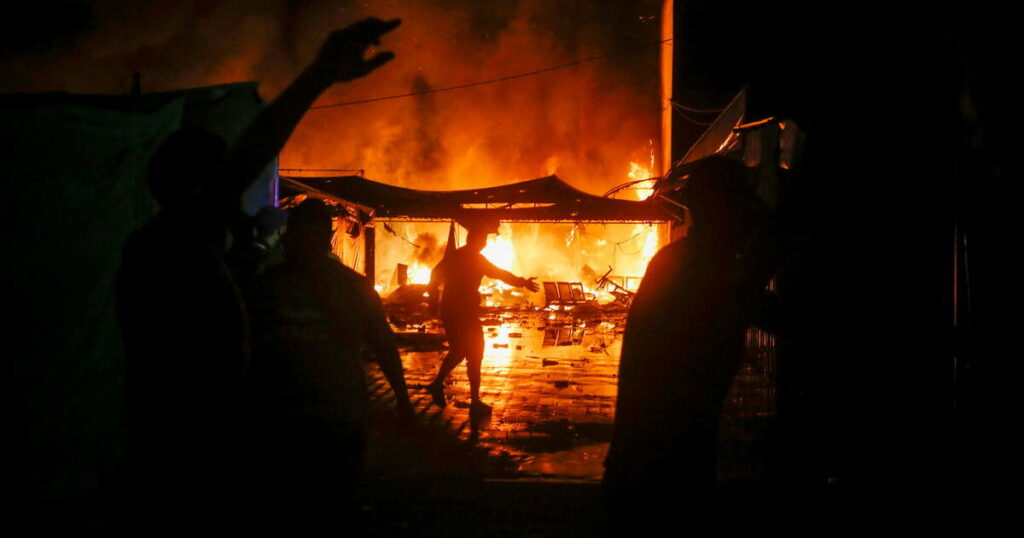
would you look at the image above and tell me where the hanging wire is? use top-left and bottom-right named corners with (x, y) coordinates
top-left (616, 242), bottom-right (648, 256)
top-left (279, 168), bottom-right (365, 176)
top-left (603, 177), bottom-right (660, 198)
top-left (310, 37), bottom-right (673, 110)
top-left (674, 107), bottom-right (715, 126)
top-left (614, 228), bottom-right (648, 246)
top-left (382, 220), bottom-right (422, 249)
top-left (613, 225), bottom-right (657, 256)
top-left (670, 100), bottom-right (727, 114)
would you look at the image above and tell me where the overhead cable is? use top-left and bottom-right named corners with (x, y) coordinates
top-left (674, 108), bottom-right (715, 126)
top-left (670, 100), bottom-right (726, 114)
top-left (310, 38), bottom-right (673, 110)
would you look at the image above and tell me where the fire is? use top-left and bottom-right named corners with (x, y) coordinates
top-left (642, 225), bottom-right (659, 260)
top-left (354, 156), bottom-right (666, 304)
top-left (407, 262), bottom-right (432, 285)
top-left (624, 223), bottom-right (661, 276)
top-left (266, 4), bottom-right (668, 307)
top-left (627, 144), bottom-right (658, 201)
top-left (479, 230), bottom-right (517, 301)
top-left (481, 232), bottom-right (516, 271)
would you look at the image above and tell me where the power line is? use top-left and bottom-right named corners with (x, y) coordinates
top-left (670, 100), bottom-right (726, 114)
top-left (674, 107), bottom-right (715, 126)
top-left (279, 167), bottom-right (365, 176)
top-left (382, 221), bottom-right (422, 249)
top-left (310, 38), bottom-right (673, 110)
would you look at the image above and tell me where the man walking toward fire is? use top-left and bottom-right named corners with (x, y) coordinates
top-left (425, 217), bottom-right (540, 414)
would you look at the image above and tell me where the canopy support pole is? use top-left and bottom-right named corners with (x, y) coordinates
top-left (364, 225), bottom-right (376, 282)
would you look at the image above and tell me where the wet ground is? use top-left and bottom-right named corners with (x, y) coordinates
top-left (352, 309), bottom-right (784, 535)
top-left (368, 309), bottom-right (780, 484)
top-left (31, 311), bottom-right (786, 536)
top-left (390, 310), bottom-right (626, 480)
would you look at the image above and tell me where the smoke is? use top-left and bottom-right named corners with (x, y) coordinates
top-left (285, 0), bottom-right (664, 193)
top-left (412, 232), bottom-right (440, 264)
top-left (3, 0), bottom-right (662, 195)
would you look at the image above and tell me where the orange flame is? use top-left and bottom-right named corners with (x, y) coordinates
top-left (627, 143), bottom-right (658, 200)
top-left (407, 262), bottom-right (432, 285)
top-left (481, 231), bottom-right (516, 272)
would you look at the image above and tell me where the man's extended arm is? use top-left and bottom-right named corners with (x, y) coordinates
top-left (216, 18), bottom-right (401, 204)
top-left (482, 258), bottom-right (540, 292)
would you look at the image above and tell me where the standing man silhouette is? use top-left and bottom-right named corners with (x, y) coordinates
top-left (425, 217), bottom-right (539, 414)
top-left (115, 17), bottom-right (402, 535)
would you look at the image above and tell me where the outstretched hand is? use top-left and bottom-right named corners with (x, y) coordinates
top-left (522, 277), bottom-right (540, 292)
top-left (313, 18), bottom-right (401, 83)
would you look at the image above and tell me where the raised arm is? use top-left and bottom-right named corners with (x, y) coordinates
top-left (482, 259), bottom-right (540, 292)
top-left (216, 18), bottom-right (401, 203)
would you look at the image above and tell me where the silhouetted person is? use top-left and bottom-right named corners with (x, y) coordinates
top-left (114, 17), bottom-right (401, 535)
top-left (247, 199), bottom-right (412, 534)
top-left (424, 218), bottom-right (539, 414)
top-left (603, 157), bottom-right (778, 532)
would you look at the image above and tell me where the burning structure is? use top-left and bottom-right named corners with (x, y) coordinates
top-left (279, 171), bottom-right (675, 307)
top-left (9, 0), bottom-right (999, 528)
top-left (278, 78), bottom-right (801, 311)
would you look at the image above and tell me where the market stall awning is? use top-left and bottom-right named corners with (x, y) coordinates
top-left (280, 174), bottom-right (678, 223)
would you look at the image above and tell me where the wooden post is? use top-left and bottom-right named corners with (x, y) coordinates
top-left (397, 263), bottom-right (408, 286)
top-left (364, 225), bottom-right (376, 282)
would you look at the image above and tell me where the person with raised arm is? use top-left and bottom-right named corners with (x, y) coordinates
top-left (115, 18), bottom-right (401, 535)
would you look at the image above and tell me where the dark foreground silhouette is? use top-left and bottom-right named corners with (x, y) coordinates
top-left (114, 17), bottom-right (401, 535)
top-left (603, 157), bottom-right (779, 531)
top-left (247, 199), bottom-right (413, 534)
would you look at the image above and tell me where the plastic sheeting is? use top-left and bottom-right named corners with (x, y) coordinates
top-left (281, 174), bottom-right (676, 223)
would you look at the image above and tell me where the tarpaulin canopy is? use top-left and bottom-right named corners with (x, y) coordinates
top-left (280, 174), bottom-right (678, 223)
